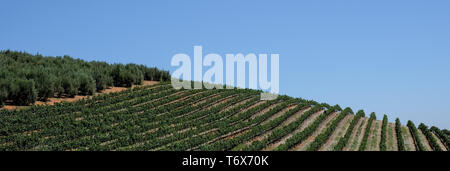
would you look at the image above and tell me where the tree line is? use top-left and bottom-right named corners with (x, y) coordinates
top-left (0, 50), bottom-right (170, 107)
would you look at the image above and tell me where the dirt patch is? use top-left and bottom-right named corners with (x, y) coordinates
top-left (98, 87), bottom-right (128, 94)
top-left (2, 105), bottom-right (29, 110)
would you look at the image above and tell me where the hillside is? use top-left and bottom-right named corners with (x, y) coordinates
top-left (1, 81), bottom-right (448, 151)
top-left (0, 50), bottom-right (170, 107)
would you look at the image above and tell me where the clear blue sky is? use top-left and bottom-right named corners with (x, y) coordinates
top-left (1, 0), bottom-right (449, 129)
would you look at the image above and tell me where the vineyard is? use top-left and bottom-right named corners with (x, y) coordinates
top-left (0, 81), bottom-right (448, 151)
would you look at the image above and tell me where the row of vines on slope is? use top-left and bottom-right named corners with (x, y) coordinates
top-left (241, 103), bottom-right (322, 151)
top-left (358, 112), bottom-right (376, 151)
top-left (274, 105), bottom-right (340, 151)
top-left (418, 123), bottom-right (442, 151)
top-left (306, 107), bottom-right (353, 151)
top-left (333, 110), bottom-right (365, 151)
top-left (430, 126), bottom-right (450, 150)
top-left (395, 118), bottom-right (405, 151)
top-left (407, 121), bottom-right (426, 151)
top-left (380, 115), bottom-right (388, 151)
top-left (204, 99), bottom-right (311, 151)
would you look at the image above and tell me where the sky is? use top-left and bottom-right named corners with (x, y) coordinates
top-left (1, 0), bottom-right (449, 129)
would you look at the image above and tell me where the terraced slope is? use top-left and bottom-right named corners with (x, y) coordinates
top-left (0, 82), bottom-right (448, 151)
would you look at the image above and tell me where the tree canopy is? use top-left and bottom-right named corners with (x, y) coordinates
top-left (0, 50), bottom-right (170, 106)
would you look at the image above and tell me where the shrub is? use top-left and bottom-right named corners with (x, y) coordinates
top-left (395, 118), bottom-right (405, 151)
top-left (430, 126), bottom-right (450, 150)
top-left (0, 50), bottom-right (170, 105)
top-left (9, 78), bottom-right (37, 105)
top-left (62, 76), bottom-right (79, 98)
top-left (358, 112), bottom-right (376, 151)
top-left (418, 123), bottom-right (442, 151)
top-left (380, 115), bottom-right (388, 151)
top-left (333, 110), bottom-right (365, 151)
top-left (76, 72), bottom-right (96, 95)
top-left (407, 120), bottom-right (426, 151)
top-left (0, 83), bottom-right (8, 107)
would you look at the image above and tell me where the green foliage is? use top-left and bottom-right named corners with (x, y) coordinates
top-left (32, 68), bottom-right (56, 101)
top-left (358, 112), bottom-right (376, 151)
top-left (306, 107), bottom-right (353, 151)
top-left (8, 78), bottom-right (38, 106)
top-left (430, 126), bottom-right (450, 150)
top-left (76, 72), bottom-right (96, 95)
top-left (418, 123), bottom-right (442, 151)
top-left (62, 76), bottom-right (79, 98)
top-left (274, 105), bottom-right (339, 151)
top-left (0, 83), bottom-right (449, 151)
top-left (241, 103), bottom-right (321, 151)
top-left (0, 50), bottom-right (169, 105)
top-left (333, 110), bottom-right (365, 151)
top-left (111, 64), bottom-right (143, 87)
top-left (0, 78), bottom-right (11, 107)
top-left (407, 120), bottom-right (426, 151)
top-left (443, 129), bottom-right (450, 137)
top-left (380, 115), bottom-right (388, 151)
top-left (395, 118), bottom-right (405, 151)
